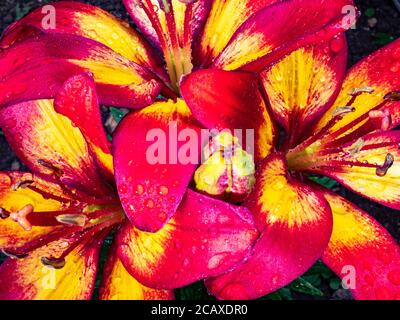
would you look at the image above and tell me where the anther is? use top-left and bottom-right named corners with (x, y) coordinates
top-left (376, 153), bottom-right (394, 177)
top-left (347, 138), bottom-right (365, 156)
top-left (348, 86), bottom-right (375, 96)
top-left (37, 159), bottom-right (63, 177)
top-left (332, 106), bottom-right (356, 118)
top-left (384, 90), bottom-right (400, 101)
top-left (1, 249), bottom-right (28, 259)
top-left (368, 108), bottom-right (392, 131)
top-left (11, 179), bottom-right (34, 191)
top-left (55, 214), bottom-right (88, 227)
top-left (9, 204), bottom-right (34, 231)
top-left (41, 256), bottom-right (66, 269)
top-left (0, 207), bottom-right (10, 219)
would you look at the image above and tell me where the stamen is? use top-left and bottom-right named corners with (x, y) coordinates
top-left (11, 179), bottom-right (33, 191)
top-left (376, 153), bottom-right (394, 177)
top-left (37, 159), bottom-right (63, 177)
top-left (9, 204), bottom-right (34, 231)
top-left (0, 207), bottom-right (10, 219)
top-left (348, 86), bottom-right (375, 96)
top-left (177, 0), bottom-right (198, 3)
top-left (1, 249), bottom-right (28, 259)
top-left (41, 256), bottom-right (66, 269)
top-left (55, 214), bottom-right (88, 227)
top-left (347, 138), bottom-right (365, 156)
top-left (159, 0), bottom-right (171, 13)
top-left (332, 106), bottom-right (356, 118)
top-left (384, 90), bottom-right (400, 101)
top-left (368, 108), bottom-right (392, 131)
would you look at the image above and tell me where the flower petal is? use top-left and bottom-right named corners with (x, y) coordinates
top-left (180, 69), bottom-right (275, 161)
top-left (123, 0), bottom-right (210, 51)
top-left (0, 99), bottom-right (115, 202)
top-left (306, 131), bottom-right (400, 210)
top-left (0, 1), bottom-right (165, 77)
top-left (313, 38), bottom-right (400, 138)
top-left (0, 236), bottom-right (101, 300)
top-left (0, 33), bottom-right (161, 108)
top-left (206, 153), bottom-right (332, 299)
top-left (321, 190), bottom-right (400, 300)
top-left (213, 0), bottom-right (354, 71)
top-left (113, 99), bottom-right (202, 232)
top-left (100, 240), bottom-right (174, 300)
top-left (117, 190), bottom-right (258, 289)
top-left (261, 36), bottom-right (347, 146)
top-left (193, 0), bottom-right (279, 67)
top-left (0, 172), bottom-right (69, 251)
top-left (54, 73), bottom-right (113, 176)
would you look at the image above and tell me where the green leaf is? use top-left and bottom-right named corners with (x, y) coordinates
top-left (174, 281), bottom-right (213, 300)
top-left (308, 176), bottom-right (337, 189)
top-left (110, 107), bottom-right (127, 124)
top-left (365, 8), bottom-right (375, 18)
top-left (329, 277), bottom-right (342, 290)
top-left (372, 32), bottom-right (394, 46)
top-left (289, 277), bottom-right (324, 297)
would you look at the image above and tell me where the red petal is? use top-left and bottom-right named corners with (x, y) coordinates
top-left (100, 239), bottom-right (174, 300)
top-left (117, 190), bottom-right (258, 289)
top-left (193, 0), bottom-right (280, 67)
top-left (321, 190), bottom-right (400, 300)
top-left (0, 235), bottom-right (102, 300)
top-left (180, 69), bottom-right (276, 161)
top-left (55, 73), bottom-right (113, 176)
top-left (313, 38), bottom-right (400, 139)
top-left (260, 36), bottom-right (347, 147)
top-left (206, 153), bottom-right (332, 299)
top-left (0, 100), bottom-right (115, 202)
top-left (299, 131), bottom-right (400, 210)
top-left (0, 1), bottom-right (165, 79)
top-left (213, 0), bottom-right (355, 71)
top-left (0, 33), bottom-right (161, 108)
top-left (113, 99), bottom-right (202, 232)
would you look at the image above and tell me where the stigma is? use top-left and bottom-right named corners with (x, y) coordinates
top-left (9, 204), bottom-right (34, 231)
top-left (194, 132), bottom-right (256, 201)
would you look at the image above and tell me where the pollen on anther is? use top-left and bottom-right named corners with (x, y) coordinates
top-left (376, 153), bottom-right (394, 177)
top-left (332, 106), bottom-right (356, 118)
top-left (348, 86), bottom-right (375, 96)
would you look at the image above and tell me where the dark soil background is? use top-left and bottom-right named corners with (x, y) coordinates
top-left (0, 0), bottom-right (399, 300)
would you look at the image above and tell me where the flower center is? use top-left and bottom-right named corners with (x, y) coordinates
top-left (141, 0), bottom-right (196, 93)
top-left (1, 179), bottom-right (124, 267)
top-left (194, 132), bottom-right (256, 201)
top-left (286, 88), bottom-right (400, 175)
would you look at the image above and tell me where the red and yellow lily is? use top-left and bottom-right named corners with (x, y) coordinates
top-left (180, 28), bottom-right (400, 301)
top-left (0, 72), bottom-right (257, 299)
top-left (1, 0), bottom-right (398, 301)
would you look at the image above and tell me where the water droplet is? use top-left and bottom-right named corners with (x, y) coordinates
top-left (390, 61), bottom-right (400, 73)
top-left (219, 282), bottom-right (250, 300)
top-left (330, 36), bottom-right (344, 53)
top-left (174, 239), bottom-right (183, 249)
top-left (158, 186), bottom-right (169, 196)
top-left (118, 184), bottom-right (128, 194)
top-left (208, 253), bottom-right (228, 269)
top-left (145, 199), bottom-right (154, 209)
top-left (183, 258), bottom-right (190, 268)
top-left (135, 184), bottom-right (144, 195)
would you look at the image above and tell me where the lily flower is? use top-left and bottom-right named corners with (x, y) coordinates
top-left (179, 36), bottom-right (400, 300)
top-left (1, 0), bottom-right (394, 301)
top-left (0, 73), bottom-right (257, 299)
top-left (0, 0), bottom-right (353, 233)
